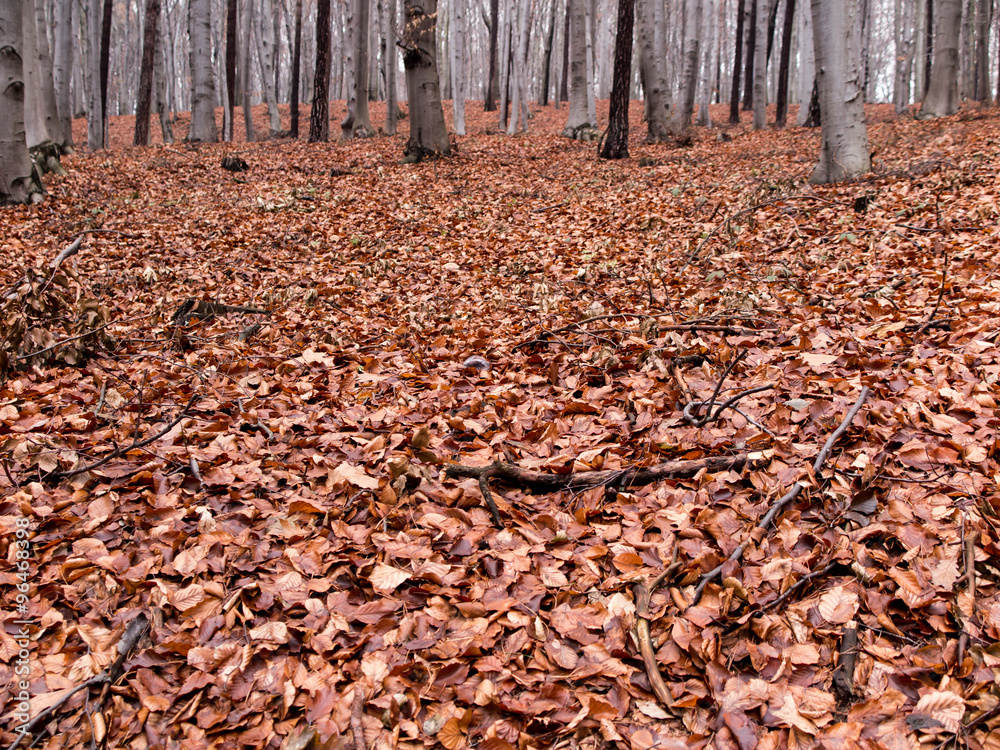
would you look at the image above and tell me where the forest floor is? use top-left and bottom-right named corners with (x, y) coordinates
top-left (1, 100), bottom-right (999, 750)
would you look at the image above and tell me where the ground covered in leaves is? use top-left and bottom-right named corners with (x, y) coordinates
top-left (2, 101), bottom-right (1000, 750)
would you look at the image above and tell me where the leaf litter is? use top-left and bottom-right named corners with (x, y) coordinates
top-left (1, 102), bottom-right (999, 749)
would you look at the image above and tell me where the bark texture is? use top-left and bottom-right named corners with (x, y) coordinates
top-left (599, 0), bottom-right (634, 159)
top-left (0, 0), bottom-right (44, 204)
top-left (450, 0), bottom-right (466, 133)
top-left (637, 0), bottom-right (672, 140)
top-left (134, 0), bottom-right (161, 145)
top-left (290, 0), bottom-right (302, 136)
top-left (255, 0), bottom-right (282, 135)
top-left (188, 0), bottom-right (218, 141)
top-left (752, 0), bottom-right (769, 129)
top-left (401, 0), bottom-right (450, 161)
top-left (562, 0), bottom-right (597, 138)
top-left (894, 0), bottom-right (915, 112)
top-left (674, 0), bottom-right (703, 133)
top-left (86, 0), bottom-right (102, 149)
top-left (309, 0), bottom-right (332, 141)
top-left (809, 0), bottom-right (870, 183)
top-left (920, 0), bottom-right (961, 117)
top-left (774, 0), bottom-right (795, 127)
top-left (52, 0), bottom-right (73, 145)
top-left (729, 0), bottom-right (745, 122)
top-left (342, 0), bottom-right (374, 138)
top-left (224, 0), bottom-right (237, 140)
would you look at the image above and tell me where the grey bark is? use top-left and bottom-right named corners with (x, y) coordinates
top-left (385, 0), bottom-right (398, 133)
top-left (241, 0), bottom-right (255, 140)
top-left (562, 0), bottom-right (596, 137)
top-left (153, 7), bottom-right (173, 143)
top-left (86, 0), bottom-right (102, 148)
top-left (0, 0), bottom-right (44, 203)
top-left (637, 0), bottom-right (672, 140)
top-left (342, 0), bottom-right (373, 138)
top-left (52, 0), bottom-right (73, 146)
top-left (809, 0), bottom-right (870, 183)
top-left (697, 0), bottom-right (716, 126)
top-left (920, 0), bottom-right (962, 117)
top-left (401, 0), bottom-right (450, 161)
top-left (188, 0), bottom-right (217, 141)
top-left (255, 0), bottom-right (282, 134)
top-left (675, 0), bottom-right (704, 133)
top-left (895, 0), bottom-right (916, 111)
top-left (450, 0), bottom-right (466, 134)
top-left (795, 0), bottom-right (814, 124)
top-left (752, 0), bottom-right (769, 129)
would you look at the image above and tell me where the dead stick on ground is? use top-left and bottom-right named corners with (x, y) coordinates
top-left (688, 387), bottom-right (871, 606)
top-left (918, 248), bottom-right (948, 334)
top-left (634, 558), bottom-right (682, 711)
top-left (351, 684), bottom-right (366, 750)
top-left (50, 392), bottom-right (199, 480)
top-left (6, 614), bottom-right (148, 750)
top-left (832, 620), bottom-right (859, 703)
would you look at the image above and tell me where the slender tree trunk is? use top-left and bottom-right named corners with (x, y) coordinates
top-left (752, 0), bottom-right (768, 129)
top-left (559, 0), bottom-right (570, 102)
top-left (600, 0), bottom-right (634, 158)
top-left (484, 0), bottom-right (499, 110)
top-left (24, 0), bottom-right (67, 153)
top-left (539, 0), bottom-right (556, 106)
top-left (401, 0), bottom-right (449, 160)
top-left (696, 0), bottom-right (715, 126)
top-left (637, 0), bottom-right (672, 140)
top-left (255, 0), bottom-right (281, 134)
top-left (451, 0), bottom-right (467, 132)
top-left (385, 0), bottom-right (398, 133)
top-left (774, 0), bottom-right (794, 127)
top-left (0, 0), bottom-right (44, 204)
top-left (563, 0), bottom-right (596, 137)
top-left (309, 0), bottom-right (331, 141)
top-left (86, 0), bottom-right (102, 148)
top-left (920, 0), bottom-right (962, 116)
top-left (153, 7), bottom-right (173, 142)
top-left (499, 1), bottom-right (511, 129)
top-left (674, 0), bottom-right (703, 132)
top-left (894, 0), bottom-right (915, 112)
top-left (743, 0), bottom-right (756, 108)
top-left (810, 0), bottom-right (869, 183)
top-left (584, 0), bottom-right (596, 124)
top-left (53, 0), bottom-right (74, 148)
top-left (100, 0), bottom-right (112, 145)
top-left (241, 0), bottom-right (255, 141)
top-left (290, 0), bottom-right (302, 136)
top-left (342, 0), bottom-right (373, 137)
top-left (795, 0), bottom-right (814, 124)
top-left (508, 0), bottom-right (530, 133)
top-left (973, 0), bottom-right (991, 100)
top-left (224, 0), bottom-right (237, 140)
top-left (924, 0), bottom-right (934, 93)
top-left (729, 0), bottom-right (745, 122)
top-left (135, 0), bottom-right (161, 145)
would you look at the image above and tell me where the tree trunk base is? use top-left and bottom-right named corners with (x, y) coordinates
top-left (562, 124), bottom-right (600, 141)
top-left (30, 141), bottom-right (66, 177)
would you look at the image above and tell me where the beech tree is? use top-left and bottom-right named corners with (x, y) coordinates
top-left (0, 0), bottom-right (44, 204)
top-left (450, 0), bottom-right (467, 134)
top-left (52, 0), bottom-right (73, 146)
top-left (290, 0), bottom-right (303, 137)
top-left (188, 0), bottom-right (217, 141)
top-left (674, 0), bottom-right (703, 134)
top-left (562, 0), bottom-right (597, 139)
top-left (751, 0), bottom-right (769, 129)
top-left (599, 0), bottom-right (634, 158)
top-left (637, 0), bottom-right (671, 140)
top-left (400, 0), bottom-right (449, 161)
top-left (809, 0), bottom-right (870, 183)
top-left (342, 0), bottom-right (374, 139)
top-left (134, 0), bottom-right (161, 145)
top-left (920, 0), bottom-right (961, 118)
top-left (728, 0), bottom-right (745, 123)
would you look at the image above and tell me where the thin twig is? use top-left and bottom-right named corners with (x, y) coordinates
top-left (917, 249), bottom-right (948, 334)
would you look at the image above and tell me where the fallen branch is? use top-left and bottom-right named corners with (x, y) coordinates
top-left (688, 387), bottom-right (871, 605)
top-left (634, 561), bottom-right (682, 711)
top-left (6, 614), bottom-right (148, 750)
top-left (351, 683), bottom-right (366, 750)
top-left (917, 249), bottom-right (948, 334)
top-left (50, 392), bottom-right (199, 480)
top-left (832, 621), bottom-right (859, 705)
top-left (446, 454), bottom-right (750, 527)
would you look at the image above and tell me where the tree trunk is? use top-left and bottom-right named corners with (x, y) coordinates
top-left (795, 0), bottom-right (814, 124)
top-left (924, 0), bottom-right (934, 92)
top-left (809, 0), bottom-right (869, 183)
top-left (562, 0), bottom-right (596, 137)
top-left (539, 0), bottom-right (556, 106)
top-left (0, 0), bottom-right (44, 203)
top-left (188, 0), bottom-right (217, 141)
top-left (153, 7), bottom-right (173, 142)
top-left (401, 0), bottom-right (450, 161)
top-left (599, 0), bottom-right (634, 158)
top-left (309, 0), bottom-right (331, 141)
top-left (224, 0), bottom-right (237, 140)
top-left (973, 0), bottom-right (990, 100)
top-left (499, 2), bottom-right (511, 129)
top-left (290, 0), bottom-right (302, 136)
top-left (134, 0), bottom-right (161, 145)
top-left (559, 0), bottom-right (570, 102)
top-left (342, 0), bottom-right (373, 138)
top-left (255, 0), bottom-right (282, 135)
top-left (752, 0), bottom-right (768, 129)
top-left (52, 0), bottom-right (74, 147)
top-left (507, 0), bottom-right (530, 133)
top-left (241, 0), bottom-right (255, 141)
top-left (484, 0), bottom-right (499, 110)
top-left (696, 0), bottom-right (715, 126)
top-left (86, 0), bottom-right (102, 148)
top-left (451, 0), bottom-right (466, 132)
top-left (637, 0), bottom-right (672, 140)
top-left (100, 0), bottom-right (112, 145)
top-left (23, 0), bottom-right (67, 156)
top-left (674, 0), bottom-right (703, 132)
top-left (774, 0), bottom-right (795, 127)
top-left (729, 0), bottom-right (745, 122)
top-left (584, 0), bottom-right (597, 124)
top-left (920, 0), bottom-right (962, 117)
top-left (743, 0), bottom-right (756, 108)
top-left (385, 0), bottom-right (398, 134)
